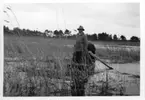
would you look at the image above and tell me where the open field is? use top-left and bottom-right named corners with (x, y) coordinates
top-left (4, 35), bottom-right (140, 96)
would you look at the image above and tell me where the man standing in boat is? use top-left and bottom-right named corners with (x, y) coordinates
top-left (71, 26), bottom-right (96, 96)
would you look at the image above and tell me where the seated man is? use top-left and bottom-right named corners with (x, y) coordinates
top-left (87, 42), bottom-right (96, 64)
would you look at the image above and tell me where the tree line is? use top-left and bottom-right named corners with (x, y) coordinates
top-left (4, 26), bottom-right (140, 42)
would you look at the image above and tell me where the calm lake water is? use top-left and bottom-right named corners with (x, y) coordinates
top-left (109, 63), bottom-right (140, 75)
top-left (94, 60), bottom-right (140, 75)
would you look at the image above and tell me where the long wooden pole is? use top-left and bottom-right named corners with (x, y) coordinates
top-left (88, 51), bottom-right (113, 70)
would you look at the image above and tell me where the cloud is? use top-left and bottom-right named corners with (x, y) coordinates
top-left (3, 3), bottom-right (140, 38)
top-left (81, 3), bottom-right (140, 28)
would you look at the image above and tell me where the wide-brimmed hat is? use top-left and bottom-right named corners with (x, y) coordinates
top-left (77, 26), bottom-right (85, 31)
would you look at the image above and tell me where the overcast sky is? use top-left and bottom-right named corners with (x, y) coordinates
top-left (3, 3), bottom-right (140, 39)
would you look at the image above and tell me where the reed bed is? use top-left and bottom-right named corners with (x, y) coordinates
top-left (4, 37), bottom-right (140, 96)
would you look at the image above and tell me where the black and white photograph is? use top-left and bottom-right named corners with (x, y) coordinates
top-left (3, 2), bottom-right (140, 96)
